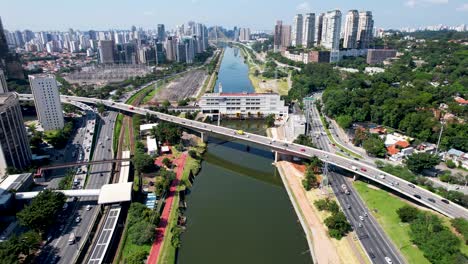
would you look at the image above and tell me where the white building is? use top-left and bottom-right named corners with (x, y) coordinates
top-left (343, 10), bottom-right (359, 49)
top-left (199, 92), bottom-right (288, 117)
top-left (28, 74), bottom-right (64, 131)
top-left (239, 28), bottom-right (251, 42)
top-left (302, 13), bottom-right (315, 48)
top-left (292, 14), bottom-right (303, 47)
top-left (321, 10), bottom-right (342, 50)
top-left (146, 136), bottom-right (158, 155)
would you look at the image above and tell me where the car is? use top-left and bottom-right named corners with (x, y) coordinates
top-left (86, 205), bottom-right (92, 211)
top-left (408, 183), bottom-right (416, 188)
top-left (75, 216), bottom-right (81, 223)
top-left (369, 252), bottom-right (376, 259)
top-left (413, 194), bottom-right (421, 199)
top-left (360, 167), bottom-right (367, 172)
top-left (300, 148), bottom-right (306, 152)
top-left (358, 223), bottom-right (363, 228)
top-left (359, 215), bottom-right (364, 221)
top-left (385, 256), bottom-right (393, 264)
top-left (347, 204), bottom-right (351, 209)
top-left (364, 212), bottom-right (368, 217)
top-left (353, 157), bottom-right (359, 161)
top-left (283, 143), bottom-right (289, 147)
top-left (441, 199), bottom-right (450, 204)
top-left (129, 106), bottom-right (134, 110)
top-left (331, 143), bottom-right (336, 147)
top-left (47, 235), bottom-right (53, 243)
top-left (59, 225), bottom-right (65, 232)
top-left (379, 174), bottom-right (385, 179)
top-left (428, 198), bottom-right (436, 203)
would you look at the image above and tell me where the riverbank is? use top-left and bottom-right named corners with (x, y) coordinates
top-left (235, 43), bottom-right (290, 95)
top-left (270, 125), bottom-right (369, 264)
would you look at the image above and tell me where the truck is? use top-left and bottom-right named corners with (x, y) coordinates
top-left (68, 232), bottom-right (75, 245)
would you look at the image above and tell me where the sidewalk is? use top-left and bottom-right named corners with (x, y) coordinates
top-left (147, 152), bottom-right (187, 264)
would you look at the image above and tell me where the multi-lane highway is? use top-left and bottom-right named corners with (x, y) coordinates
top-left (18, 94), bottom-right (468, 220)
top-left (304, 99), bottom-right (404, 264)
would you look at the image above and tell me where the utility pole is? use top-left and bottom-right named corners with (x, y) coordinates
top-left (435, 121), bottom-right (445, 154)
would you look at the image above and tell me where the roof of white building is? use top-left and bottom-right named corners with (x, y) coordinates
top-left (140, 123), bottom-right (158, 132)
top-left (98, 182), bottom-right (133, 204)
top-left (147, 136), bottom-right (158, 153)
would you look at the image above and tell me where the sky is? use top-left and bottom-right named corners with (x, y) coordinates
top-left (2, 0), bottom-right (468, 31)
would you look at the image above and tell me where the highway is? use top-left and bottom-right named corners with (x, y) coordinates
top-left (304, 99), bottom-right (405, 264)
top-left (18, 94), bottom-right (468, 220)
top-left (37, 111), bottom-right (117, 264)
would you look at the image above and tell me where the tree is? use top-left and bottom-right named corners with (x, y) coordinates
top-left (128, 221), bottom-right (155, 245)
top-left (133, 150), bottom-right (158, 173)
top-left (265, 114), bottom-right (275, 127)
top-left (406, 153), bottom-right (440, 174)
top-left (96, 103), bottom-right (106, 114)
top-left (293, 134), bottom-right (316, 148)
top-left (446, 159), bottom-right (457, 169)
top-left (324, 211), bottom-right (352, 240)
top-left (162, 157), bottom-right (172, 168)
top-left (362, 135), bottom-right (386, 158)
top-left (17, 189), bottom-right (66, 232)
top-left (162, 100), bottom-right (171, 108)
top-left (336, 115), bottom-right (353, 129)
top-left (125, 249), bottom-right (148, 264)
top-left (188, 150), bottom-right (197, 159)
top-left (396, 205), bottom-right (420, 223)
top-left (451, 218), bottom-right (468, 244)
top-left (155, 122), bottom-right (182, 145)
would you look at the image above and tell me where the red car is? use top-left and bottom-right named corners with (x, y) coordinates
top-left (331, 143), bottom-right (336, 147)
top-left (300, 148), bottom-right (306, 152)
top-left (360, 168), bottom-right (367, 172)
top-left (129, 106), bottom-right (134, 110)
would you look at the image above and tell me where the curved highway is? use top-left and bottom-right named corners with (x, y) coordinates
top-left (18, 93), bottom-right (468, 220)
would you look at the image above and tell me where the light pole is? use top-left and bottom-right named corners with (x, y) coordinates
top-left (435, 121), bottom-right (445, 155)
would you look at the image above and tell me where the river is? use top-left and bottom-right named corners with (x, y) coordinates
top-left (176, 46), bottom-right (311, 264)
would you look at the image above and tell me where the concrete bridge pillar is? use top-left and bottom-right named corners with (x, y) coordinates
top-left (353, 174), bottom-right (360, 181)
top-left (274, 151), bottom-right (279, 163)
top-left (200, 132), bottom-right (208, 143)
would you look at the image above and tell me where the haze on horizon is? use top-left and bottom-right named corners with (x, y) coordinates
top-left (2, 0), bottom-right (468, 31)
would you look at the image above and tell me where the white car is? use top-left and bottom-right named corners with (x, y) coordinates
top-left (75, 216), bottom-right (81, 223)
top-left (86, 205), bottom-right (92, 211)
top-left (359, 215), bottom-right (364, 221)
top-left (385, 257), bottom-right (392, 264)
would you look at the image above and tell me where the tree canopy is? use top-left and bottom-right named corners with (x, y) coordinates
top-left (405, 153), bottom-right (440, 174)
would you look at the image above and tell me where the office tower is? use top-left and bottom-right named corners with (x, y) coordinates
top-left (0, 92), bottom-right (32, 174)
top-left (88, 30), bottom-right (97, 40)
top-left (274, 20), bottom-right (283, 51)
top-left (357, 11), bottom-right (374, 49)
top-left (164, 36), bottom-right (177, 61)
top-left (0, 69), bottom-right (7, 93)
top-left (302, 13), bottom-right (315, 48)
top-left (116, 42), bottom-right (137, 64)
top-left (239, 28), bottom-right (251, 42)
top-left (343, 10), bottom-right (359, 49)
top-left (184, 38), bottom-right (195, 64)
top-left (321, 10), bottom-right (341, 50)
top-left (157, 24), bottom-right (166, 41)
top-left (114, 32), bottom-right (124, 44)
top-left (155, 42), bottom-right (165, 65)
top-left (98, 40), bottom-right (115, 64)
top-left (292, 14), bottom-right (303, 47)
top-left (14, 31), bottom-right (24, 47)
top-left (315, 13), bottom-right (324, 46)
top-left (28, 75), bottom-right (64, 131)
top-left (176, 42), bottom-right (187, 63)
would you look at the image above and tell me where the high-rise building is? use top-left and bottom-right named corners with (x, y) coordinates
top-left (239, 28), bottom-right (251, 42)
top-left (0, 17), bottom-right (9, 60)
top-left (176, 42), bottom-right (187, 63)
top-left (98, 40), bottom-right (115, 64)
top-left (155, 42), bottom-right (165, 65)
top-left (0, 92), bottom-right (32, 175)
top-left (292, 14), bottom-right (303, 47)
top-left (315, 13), bottom-right (324, 46)
top-left (274, 20), bottom-right (283, 51)
top-left (343, 10), bottom-right (359, 49)
top-left (165, 36), bottom-right (177, 61)
top-left (357, 11), bottom-right (374, 49)
top-left (321, 10), bottom-right (342, 50)
top-left (281, 25), bottom-right (292, 49)
top-left (157, 24), bottom-right (165, 41)
top-left (28, 74), bottom-right (64, 131)
top-left (302, 13), bottom-right (315, 48)
top-left (0, 69), bottom-right (7, 93)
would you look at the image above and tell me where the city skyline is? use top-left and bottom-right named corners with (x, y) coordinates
top-left (2, 0), bottom-right (468, 31)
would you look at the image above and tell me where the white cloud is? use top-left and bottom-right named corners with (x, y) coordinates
top-left (405, 0), bottom-right (449, 8)
top-left (456, 3), bottom-right (468, 11)
top-left (296, 2), bottom-right (311, 12)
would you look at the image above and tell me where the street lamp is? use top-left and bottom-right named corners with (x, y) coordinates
top-left (435, 120), bottom-right (445, 155)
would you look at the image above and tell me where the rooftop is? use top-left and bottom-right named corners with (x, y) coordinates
top-left (98, 182), bottom-right (133, 204)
